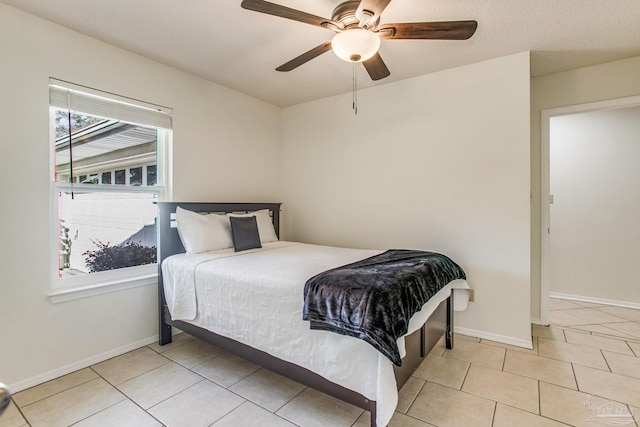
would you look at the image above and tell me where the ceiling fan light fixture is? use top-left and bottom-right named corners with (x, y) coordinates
top-left (331, 28), bottom-right (380, 63)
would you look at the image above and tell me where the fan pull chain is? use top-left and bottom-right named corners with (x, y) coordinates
top-left (352, 63), bottom-right (358, 115)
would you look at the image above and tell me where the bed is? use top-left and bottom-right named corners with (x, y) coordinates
top-left (157, 202), bottom-right (470, 427)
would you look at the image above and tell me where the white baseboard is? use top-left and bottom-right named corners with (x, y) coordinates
top-left (454, 326), bottom-right (533, 350)
top-left (8, 335), bottom-right (158, 393)
top-left (550, 293), bottom-right (640, 310)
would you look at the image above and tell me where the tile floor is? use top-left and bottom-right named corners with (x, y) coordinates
top-left (2, 298), bottom-right (639, 427)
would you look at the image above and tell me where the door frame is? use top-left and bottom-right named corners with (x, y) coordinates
top-left (540, 94), bottom-right (640, 325)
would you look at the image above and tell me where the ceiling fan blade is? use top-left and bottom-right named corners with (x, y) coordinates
top-left (241, 0), bottom-right (331, 27)
top-left (276, 41), bottom-right (333, 72)
top-left (356, 0), bottom-right (392, 23)
top-left (362, 53), bottom-right (390, 81)
top-left (378, 20), bottom-right (478, 40)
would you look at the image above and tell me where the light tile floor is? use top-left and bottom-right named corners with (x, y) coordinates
top-left (2, 298), bottom-right (640, 427)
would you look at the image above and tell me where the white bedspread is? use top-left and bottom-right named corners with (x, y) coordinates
top-left (162, 241), bottom-right (469, 426)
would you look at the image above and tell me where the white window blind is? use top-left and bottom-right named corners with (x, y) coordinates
top-left (49, 78), bottom-right (172, 130)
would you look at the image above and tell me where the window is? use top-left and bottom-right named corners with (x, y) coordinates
top-left (101, 171), bottom-right (112, 184)
top-left (115, 169), bottom-right (126, 185)
top-left (147, 165), bottom-right (157, 186)
top-left (129, 167), bottom-right (143, 186)
top-left (49, 79), bottom-right (172, 301)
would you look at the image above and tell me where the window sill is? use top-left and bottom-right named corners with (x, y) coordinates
top-left (48, 273), bottom-right (157, 304)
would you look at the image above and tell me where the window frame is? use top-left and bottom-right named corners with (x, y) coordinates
top-left (48, 82), bottom-right (172, 303)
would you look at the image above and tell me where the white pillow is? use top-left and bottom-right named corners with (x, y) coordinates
top-left (175, 206), bottom-right (233, 254)
top-left (227, 209), bottom-right (278, 243)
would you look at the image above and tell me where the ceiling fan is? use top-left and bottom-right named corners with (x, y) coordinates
top-left (241, 0), bottom-right (478, 81)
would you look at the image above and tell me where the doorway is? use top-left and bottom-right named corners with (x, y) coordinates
top-left (540, 95), bottom-right (640, 325)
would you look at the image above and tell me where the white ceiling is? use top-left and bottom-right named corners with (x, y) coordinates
top-left (4, 0), bottom-right (640, 107)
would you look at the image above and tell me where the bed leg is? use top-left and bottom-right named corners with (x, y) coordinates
top-left (159, 320), bottom-right (172, 346)
top-left (159, 303), bottom-right (172, 345)
top-left (158, 269), bottom-right (173, 346)
top-left (369, 400), bottom-right (378, 427)
top-left (446, 293), bottom-right (454, 350)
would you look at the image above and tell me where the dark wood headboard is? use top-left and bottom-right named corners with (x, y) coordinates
top-left (156, 202), bottom-right (282, 264)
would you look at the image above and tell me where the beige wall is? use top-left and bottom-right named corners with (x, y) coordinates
top-left (0, 3), bottom-right (281, 389)
top-left (282, 52), bottom-right (532, 345)
top-left (549, 107), bottom-right (640, 303)
top-left (531, 56), bottom-right (640, 321)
